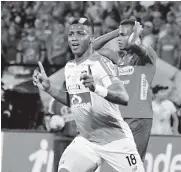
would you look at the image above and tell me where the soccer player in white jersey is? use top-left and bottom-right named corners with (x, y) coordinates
top-left (33, 17), bottom-right (145, 172)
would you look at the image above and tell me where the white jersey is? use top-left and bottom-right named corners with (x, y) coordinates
top-left (65, 51), bottom-right (134, 145)
top-left (151, 99), bottom-right (176, 135)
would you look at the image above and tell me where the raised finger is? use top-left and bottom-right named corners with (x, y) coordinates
top-left (38, 61), bottom-right (46, 76)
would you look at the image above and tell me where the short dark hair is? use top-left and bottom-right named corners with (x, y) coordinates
top-left (120, 19), bottom-right (135, 26)
top-left (70, 17), bottom-right (94, 33)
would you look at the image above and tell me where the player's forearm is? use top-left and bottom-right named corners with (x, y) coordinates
top-left (94, 85), bottom-right (129, 106)
top-left (93, 29), bottom-right (119, 50)
top-left (47, 85), bottom-right (69, 106)
top-left (128, 44), bottom-right (147, 57)
top-left (105, 90), bottom-right (129, 106)
top-left (128, 44), bottom-right (153, 64)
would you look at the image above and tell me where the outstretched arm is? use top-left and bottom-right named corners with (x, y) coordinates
top-left (92, 28), bottom-right (120, 64)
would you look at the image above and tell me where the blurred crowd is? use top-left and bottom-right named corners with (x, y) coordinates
top-left (1, 1), bottom-right (181, 136)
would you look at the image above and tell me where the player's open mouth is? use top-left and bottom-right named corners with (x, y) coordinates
top-left (71, 43), bottom-right (80, 49)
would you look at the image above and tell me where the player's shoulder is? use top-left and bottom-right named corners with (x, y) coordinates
top-left (90, 51), bottom-right (117, 75)
top-left (90, 51), bottom-right (114, 64)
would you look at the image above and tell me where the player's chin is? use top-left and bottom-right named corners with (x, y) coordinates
top-left (71, 48), bottom-right (80, 54)
top-left (72, 49), bottom-right (83, 56)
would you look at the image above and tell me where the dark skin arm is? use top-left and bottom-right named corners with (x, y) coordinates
top-left (97, 44), bottom-right (157, 66)
top-left (92, 29), bottom-right (119, 50)
top-left (32, 62), bottom-right (70, 107)
top-left (127, 44), bottom-right (157, 65)
top-left (46, 85), bottom-right (70, 107)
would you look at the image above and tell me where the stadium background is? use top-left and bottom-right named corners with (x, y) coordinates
top-left (1, 1), bottom-right (181, 172)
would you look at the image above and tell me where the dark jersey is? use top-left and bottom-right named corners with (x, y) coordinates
top-left (117, 45), bottom-right (156, 118)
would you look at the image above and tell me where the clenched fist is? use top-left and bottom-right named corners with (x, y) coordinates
top-left (32, 61), bottom-right (50, 91)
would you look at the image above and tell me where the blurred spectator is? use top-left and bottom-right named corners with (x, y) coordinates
top-left (69, 1), bottom-right (84, 18)
top-left (16, 28), bottom-right (46, 66)
top-left (151, 11), bottom-right (164, 35)
top-left (132, 2), bottom-right (147, 22)
top-left (86, 2), bottom-right (104, 24)
top-left (120, 2), bottom-right (135, 20)
top-left (102, 15), bottom-right (119, 34)
top-left (166, 11), bottom-right (180, 36)
top-left (156, 24), bottom-right (181, 68)
top-left (36, 1), bottom-right (55, 16)
top-left (170, 2), bottom-right (181, 28)
top-left (52, 2), bottom-right (69, 21)
top-left (148, 1), bottom-right (172, 19)
top-left (152, 85), bottom-right (179, 135)
top-left (1, 19), bottom-right (9, 50)
top-left (142, 21), bottom-right (156, 49)
top-left (46, 20), bottom-right (70, 68)
top-left (159, 11), bottom-right (181, 38)
top-left (4, 22), bottom-right (21, 62)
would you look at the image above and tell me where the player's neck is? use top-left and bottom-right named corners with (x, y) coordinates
top-left (74, 46), bottom-right (93, 64)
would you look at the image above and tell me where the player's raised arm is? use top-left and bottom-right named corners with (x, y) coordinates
top-left (80, 63), bottom-right (129, 106)
top-left (33, 61), bottom-right (70, 106)
top-left (92, 29), bottom-right (119, 50)
top-left (92, 29), bottom-right (120, 64)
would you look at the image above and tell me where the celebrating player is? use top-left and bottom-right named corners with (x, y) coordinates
top-left (93, 19), bottom-right (157, 162)
top-left (33, 18), bottom-right (145, 172)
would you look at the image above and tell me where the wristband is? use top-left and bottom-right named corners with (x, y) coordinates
top-left (94, 85), bottom-right (108, 98)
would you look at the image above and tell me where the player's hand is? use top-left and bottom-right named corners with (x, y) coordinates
top-left (128, 21), bottom-right (143, 45)
top-left (80, 65), bottom-right (95, 92)
top-left (32, 61), bottom-right (50, 91)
